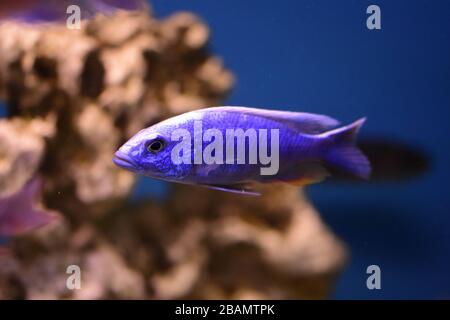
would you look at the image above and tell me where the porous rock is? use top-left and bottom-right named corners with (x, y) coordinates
top-left (0, 7), bottom-right (346, 299)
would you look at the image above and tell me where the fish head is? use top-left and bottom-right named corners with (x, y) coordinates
top-left (113, 123), bottom-right (190, 181)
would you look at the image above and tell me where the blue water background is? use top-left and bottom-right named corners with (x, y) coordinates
top-left (1, 0), bottom-right (448, 299)
top-left (148, 0), bottom-right (450, 299)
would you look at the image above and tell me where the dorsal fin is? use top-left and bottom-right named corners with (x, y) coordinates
top-left (201, 106), bottom-right (340, 134)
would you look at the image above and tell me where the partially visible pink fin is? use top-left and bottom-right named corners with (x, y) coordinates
top-left (90, 0), bottom-right (147, 14)
top-left (0, 0), bottom-right (147, 23)
top-left (0, 177), bottom-right (58, 237)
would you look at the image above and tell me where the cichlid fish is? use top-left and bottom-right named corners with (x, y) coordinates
top-left (113, 106), bottom-right (371, 195)
top-left (0, 0), bottom-right (145, 23)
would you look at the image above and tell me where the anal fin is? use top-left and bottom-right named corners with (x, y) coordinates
top-left (278, 163), bottom-right (330, 187)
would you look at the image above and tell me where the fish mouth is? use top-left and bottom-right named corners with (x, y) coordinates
top-left (113, 150), bottom-right (138, 171)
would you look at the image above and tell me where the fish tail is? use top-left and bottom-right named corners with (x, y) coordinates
top-left (320, 118), bottom-right (371, 179)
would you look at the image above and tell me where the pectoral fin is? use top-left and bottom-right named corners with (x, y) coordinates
top-left (200, 183), bottom-right (261, 196)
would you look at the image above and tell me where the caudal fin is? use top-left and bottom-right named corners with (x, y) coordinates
top-left (321, 118), bottom-right (371, 179)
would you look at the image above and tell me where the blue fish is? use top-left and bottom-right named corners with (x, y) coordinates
top-left (113, 106), bottom-right (371, 195)
top-left (0, 0), bottom-right (146, 23)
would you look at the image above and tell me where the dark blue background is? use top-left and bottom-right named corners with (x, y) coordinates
top-left (1, 0), bottom-right (448, 299)
top-left (148, 0), bottom-right (450, 299)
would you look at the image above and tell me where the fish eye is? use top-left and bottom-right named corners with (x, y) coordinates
top-left (146, 139), bottom-right (165, 153)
